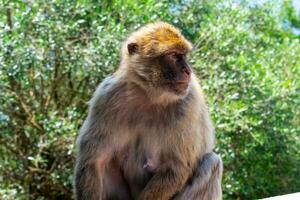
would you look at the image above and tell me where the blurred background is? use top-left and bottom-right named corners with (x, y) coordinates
top-left (0, 0), bottom-right (299, 199)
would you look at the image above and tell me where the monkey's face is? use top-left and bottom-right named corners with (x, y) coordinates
top-left (127, 43), bottom-right (192, 98)
top-left (156, 52), bottom-right (191, 95)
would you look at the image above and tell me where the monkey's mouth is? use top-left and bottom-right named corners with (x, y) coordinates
top-left (175, 82), bottom-right (189, 91)
top-left (164, 81), bottom-right (189, 94)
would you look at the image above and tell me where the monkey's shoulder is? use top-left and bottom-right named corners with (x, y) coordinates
top-left (89, 75), bottom-right (125, 107)
top-left (80, 75), bottom-right (126, 137)
top-left (95, 75), bottom-right (121, 95)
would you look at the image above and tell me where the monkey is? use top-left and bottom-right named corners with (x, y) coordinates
top-left (74, 22), bottom-right (223, 200)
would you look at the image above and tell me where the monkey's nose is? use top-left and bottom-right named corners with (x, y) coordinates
top-left (183, 68), bottom-right (190, 75)
top-left (182, 66), bottom-right (191, 76)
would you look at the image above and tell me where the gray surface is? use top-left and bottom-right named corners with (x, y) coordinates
top-left (261, 192), bottom-right (300, 200)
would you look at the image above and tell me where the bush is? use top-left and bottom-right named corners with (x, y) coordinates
top-left (0, 0), bottom-right (299, 199)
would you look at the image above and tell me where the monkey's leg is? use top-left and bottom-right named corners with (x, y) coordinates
top-left (173, 152), bottom-right (223, 200)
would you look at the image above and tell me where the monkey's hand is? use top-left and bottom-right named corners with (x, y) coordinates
top-left (173, 152), bottom-right (223, 200)
top-left (137, 164), bottom-right (190, 200)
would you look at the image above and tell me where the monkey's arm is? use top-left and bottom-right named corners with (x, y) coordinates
top-left (138, 161), bottom-right (191, 200)
top-left (74, 128), bottom-right (113, 200)
top-left (74, 76), bottom-right (122, 200)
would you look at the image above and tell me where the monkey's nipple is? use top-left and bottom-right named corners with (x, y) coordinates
top-left (143, 158), bottom-right (156, 171)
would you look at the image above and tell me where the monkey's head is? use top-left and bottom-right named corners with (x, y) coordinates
top-left (121, 22), bottom-right (193, 102)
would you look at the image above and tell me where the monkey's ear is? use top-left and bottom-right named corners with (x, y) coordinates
top-left (127, 43), bottom-right (138, 55)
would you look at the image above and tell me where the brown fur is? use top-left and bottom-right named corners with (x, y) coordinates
top-left (121, 22), bottom-right (193, 59)
top-left (74, 22), bottom-right (222, 200)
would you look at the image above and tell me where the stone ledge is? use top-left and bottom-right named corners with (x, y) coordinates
top-left (261, 192), bottom-right (300, 200)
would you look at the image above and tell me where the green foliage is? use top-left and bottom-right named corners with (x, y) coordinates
top-left (0, 0), bottom-right (299, 199)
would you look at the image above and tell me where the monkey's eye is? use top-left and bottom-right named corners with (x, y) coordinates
top-left (173, 53), bottom-right (184, 62)
top-left (172, 53), bottom-right (183, 62)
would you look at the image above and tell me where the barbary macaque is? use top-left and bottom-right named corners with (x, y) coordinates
top-left (74, 22), bottom-right (223, 200)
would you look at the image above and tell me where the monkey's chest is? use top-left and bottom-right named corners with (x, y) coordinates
top-left (119, 126), bottom-right (201, 198)
top-left (119, 135), bottom-right (160, 197)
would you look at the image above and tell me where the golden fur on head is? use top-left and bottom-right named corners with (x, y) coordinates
top-left (122, 22), bottom-right (193, 59)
